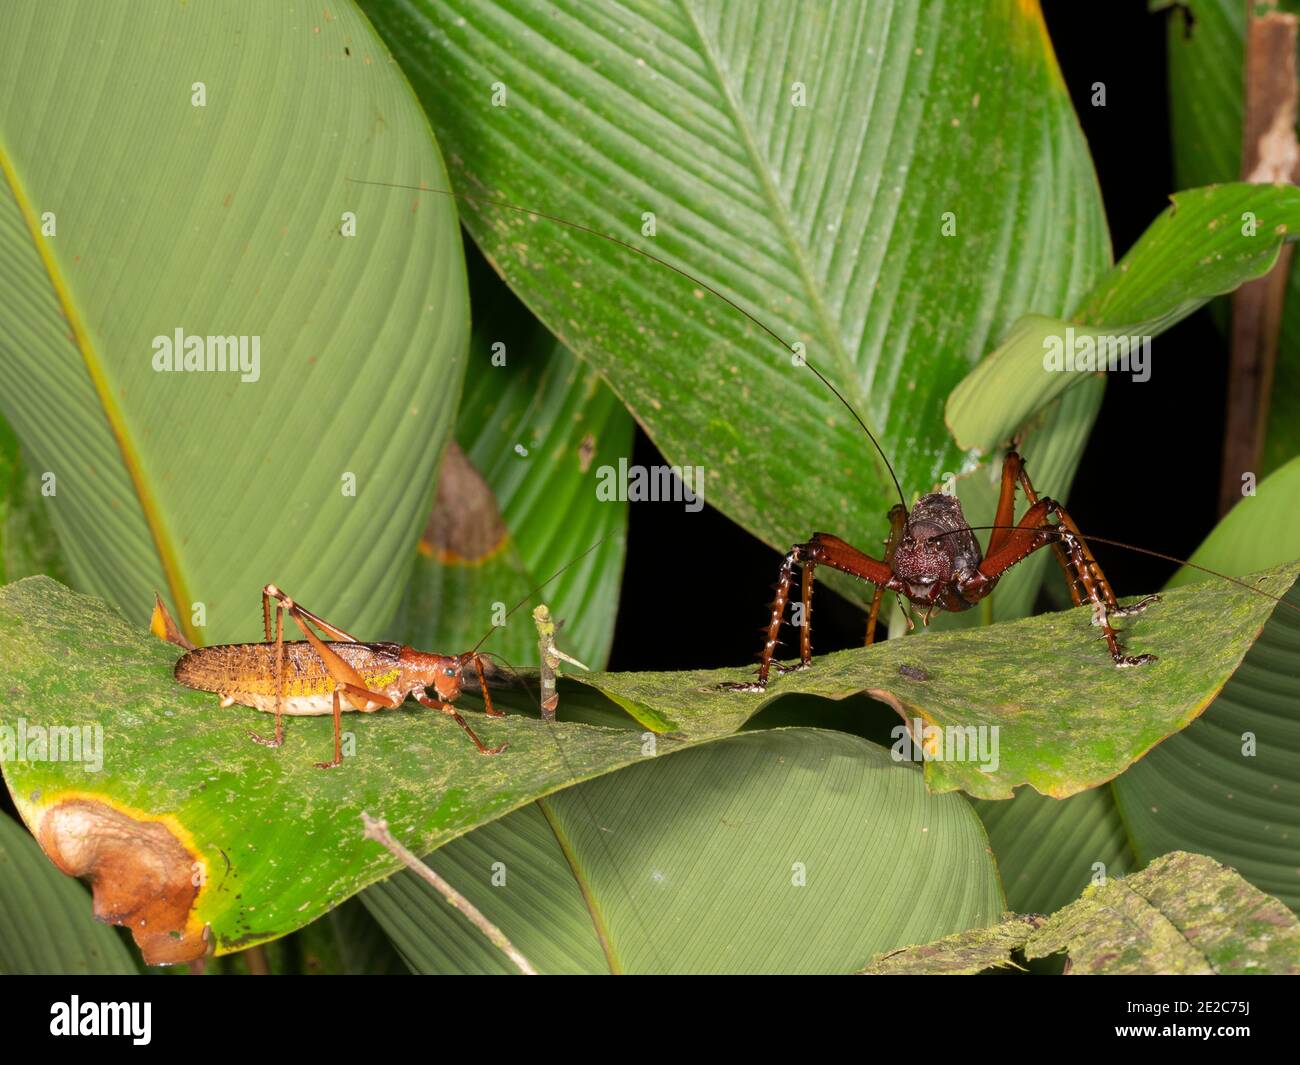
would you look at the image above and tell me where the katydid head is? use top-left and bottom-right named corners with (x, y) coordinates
top-left (893, 533), bottom-right (954, 593)
top-left (397, 647), bottom-right (466, 702)
top-left (893, 494), bottom-right (982, 598)
top-left (391, 539), bottom-right (613, 716)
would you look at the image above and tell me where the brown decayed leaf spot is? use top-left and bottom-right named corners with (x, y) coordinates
top-left (37, 797), bottom-right (207, 965)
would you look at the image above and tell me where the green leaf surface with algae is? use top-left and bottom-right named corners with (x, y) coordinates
top-left (0, 577), bottom-right (681, 963)
top-left (863, 851), bottom-right (1300, 975)
top-left (2, 555), bottom-right (1294, 962)
top-left (567, 559), bottom-right (1300, 799)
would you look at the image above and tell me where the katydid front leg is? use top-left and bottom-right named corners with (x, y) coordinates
top-left (415, 691), bottom-right (507, 755)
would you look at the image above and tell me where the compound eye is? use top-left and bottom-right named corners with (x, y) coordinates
top-left (443, 667), bottom-right (456, 677)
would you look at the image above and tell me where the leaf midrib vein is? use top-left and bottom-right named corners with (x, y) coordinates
top-left (536, 796), bottom-right (621, 974)
top-left (0, 146), bottom-right (195, 642)
top-left (676, 0), bottom-right (891, 489)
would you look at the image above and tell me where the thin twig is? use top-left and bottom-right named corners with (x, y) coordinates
top-left (532, 604), bottom-right (588, 721)
top-left (361, 812), bottom-right (537, 975)
top-left (1220, 5), bottom-right (1300, 516)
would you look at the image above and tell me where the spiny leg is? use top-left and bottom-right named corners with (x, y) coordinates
top-left (250, 601), bottom-right (287, 749)
top-left (1009, 452), bottom-right (1158, 622)
top-left (1002, 452), bottom-right (1085, 605)
top-left (1048, 505), bottom-right (1160, 622)
top-left (973, 494), bottom-right (1158, 667)
top-left (415, 691), bottom-right (506, 755)
top-left (987, 453), bottom-right (1047, 559)
top-left (774, 557), bottom-right (814, 676)
top-left (735, 548), bottom-right (799, 690)
top-left (865, 504), bottom-right (909, 646)
top-left (800, 557), bottom-right (815, 664)
top-left (727, 533), bottom-right (901, 692)
top-left (981, 450), bottom-right (1084, 612)
top-left (1010, 455), bottom-right (1160, 625)
top-left (1051, 522), bottom-right (1158, 666)
top-left (864, 585), bottom-right (885, 646)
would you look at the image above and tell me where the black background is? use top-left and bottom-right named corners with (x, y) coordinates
top-left (608, 1), bottom-right (1224, 673)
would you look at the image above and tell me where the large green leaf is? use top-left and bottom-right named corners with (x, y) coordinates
top-left (566, 559), bottom-right (1300, 799)
top-left (947, 183), bottom-right (1300, 453)
top-left (396, 258), bottom-right (632, 669)
top-left (359, 0), bottom-right (1109, 602)
top-left (1160, 0), bottom-right (1243, 193)
top-left (1114, 455), bottom-right (1300, 910)
top-left (0, 1), bottom-right (467, 643)
top-left (361, 729), bottom-right (1003, 974)
top-left (864, 850), bottom-right (1300, 975)
top-left (361, 802), bottom-right (609, 974)
top-left (0, 811), bottom-right (137, 974)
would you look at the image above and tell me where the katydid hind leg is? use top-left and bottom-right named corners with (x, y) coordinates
top-left (266, 588), bottom-right (376, 693)
top-left (249, 586), bottom-right (396, 761)
top-left (976, 492), bottom-right (1158, 668)
top-left (776, 557), bottom-right (815, 672)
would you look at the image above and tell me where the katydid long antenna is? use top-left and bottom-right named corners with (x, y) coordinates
top-left (469, 534), bottom-right (611, 654)
top-left (347, 176), bottom-right (910, 512)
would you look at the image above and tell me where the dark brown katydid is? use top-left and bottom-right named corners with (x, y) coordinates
top-left (349, 178), bottom-right (1300, 691)
top-left (168, 539), bottom-right (608, 768)
top-left (728, 450), bottom-right (1165, 692)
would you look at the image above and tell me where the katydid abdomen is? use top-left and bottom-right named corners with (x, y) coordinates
top-left (175, 640), bottom-right (408, 716)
